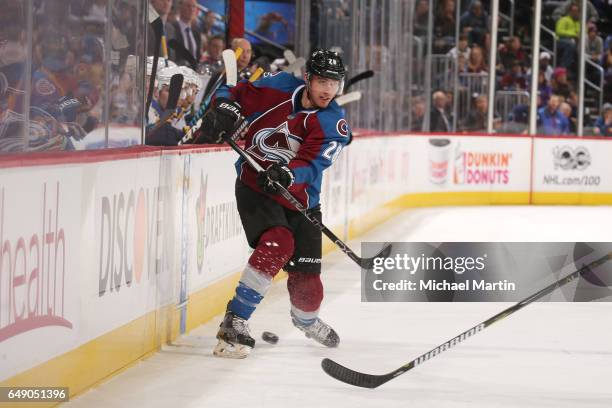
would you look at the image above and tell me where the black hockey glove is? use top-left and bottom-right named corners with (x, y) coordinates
top-left (256, 163), bottom-right (295, 195)
top-left (196, 97), bottom-right (242, 144)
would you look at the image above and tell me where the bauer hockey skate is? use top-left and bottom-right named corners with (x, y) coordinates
top-left (213, 310), bottom-right (255, 358)
top-left (291, 311), bottom-right (340, 348)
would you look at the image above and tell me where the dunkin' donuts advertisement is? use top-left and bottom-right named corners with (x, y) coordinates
top-left (422, 136), bottom-right (530, 192)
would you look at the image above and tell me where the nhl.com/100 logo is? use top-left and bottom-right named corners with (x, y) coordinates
top-left (553, 146), bottom-right (591, 170)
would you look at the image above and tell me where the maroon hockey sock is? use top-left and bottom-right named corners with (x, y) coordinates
top-left (248, 226), bottom-right (295, 278)
top-left (287, 272), bottom-right (324, 312)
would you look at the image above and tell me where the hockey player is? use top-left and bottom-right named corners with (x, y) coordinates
top-left (196, 49), bottom-right (350, 358)
top-left (145, 65), bottom-right (202, 146)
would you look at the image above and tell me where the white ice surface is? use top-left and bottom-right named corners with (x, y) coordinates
top-left (65, 206), bottom-right (612, 408)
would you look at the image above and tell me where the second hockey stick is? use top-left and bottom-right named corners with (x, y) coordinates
top-left (148, 73), bottom-right (184, 133)
top-left (321, 251), bottom-right (612, 388)
top-left (223, 121), bottom-right (392, 269)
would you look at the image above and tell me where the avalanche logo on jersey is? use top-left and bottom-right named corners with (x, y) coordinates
top-left (336, 119), bottom-right (349, 137)
top-left (247, 122), bottom-right (303, 164)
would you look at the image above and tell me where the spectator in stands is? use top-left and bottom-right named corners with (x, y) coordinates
top-left (559, 102), bottom-right (576, 133)
top-left (498, 36), bottom-right (527, 71)
top-left (447, 33), bottom-right (471, 62)
top-left (201, 10), bottom-right (223, 38)
top-left (460, 94), bottom-right (490, 132)
top-left (199, 34), bottom-right (224, 72)
top-left (148, 0), bottom-right (177, 61)
top-left (460, 0), bottom-right (489, 47)
top-left (232, 38), bottom-right (253, 74)
top-left (466, 45), bottom-right (487, 73)
top-left (551, 67), bottom-right (574, 99)
top-left (537, 71), bottom-right (553, 108)
top-left (173, 0), bottom-right (202, 66)
top-left (504, 104), bottom-right (529, 134)
top-left (457, 53), bottom-right (468, 74)
top-left (538, 95), bottom-right (570, 135)
top-left (586, 24), bottom-right (604, 63)
top-left (202, 38), bottom-right (252, 97)
top-left (413, 0), bottom-right (430, 39)
top-left (553, 0), bottom-right (599, 23)
top-left (526, 52), bottom-right (554, 82)
top-left (30, 32), bottom-right (77, 111)
top-left (500, 60), bottom-right (527, 90)
top-left (540, 52), bottom-right (554, 82)
top-left (555, 3), bottom-right (580, 70)
top-left (434, 0), bottom-right (457, 53)
top-left (430, 91), bottom-right (451, 132)
top-left (567, 91), bottom-right (579, 115)
top-left (411, 98), bottom-right (426, 131)
top-left (593, 103), bottom-right (612, 136)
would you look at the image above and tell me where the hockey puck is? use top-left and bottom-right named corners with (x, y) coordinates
top-left (261, 331), bottom-right (279, 344)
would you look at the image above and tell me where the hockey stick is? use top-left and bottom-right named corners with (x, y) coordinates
top-left (179, 54), bottom-right (265, 145)
top-left (344, 70), bottom-right (374, 92)
top-left (145, 4), bottom-right (163, 118)
top-left (335, 91), bottom-right (362, 106)
top-left (149, 73), bottom-right (184, 133)
top-left (282, 50), bottom-right (305, 77)
top-left (222, 48), bottom-right (239, 86)
top-left (178, 49), bottom-right (240, 145)
top-left (321, 251), bottom-right (612, 388)
top-left (201, 48), bottom-right (241, 105)
top-left (222, 120), bottom-right (392, 269)
top-left (283, 49), bottom-right (297, 64)
top-left (250, 67), bottom-right (264, 82)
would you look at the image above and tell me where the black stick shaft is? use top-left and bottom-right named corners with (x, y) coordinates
top-left (322, 251), bottom-right (612, 388)
top-left (224, 135), bottom-right (373, 268)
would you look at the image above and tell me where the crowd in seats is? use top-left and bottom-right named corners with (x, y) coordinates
top-left (0, 0), bottom-right (279, 153)
top-left (0, 0), bottom-right (142, 152)
top-left (423, 0), bottom-right (611, 135)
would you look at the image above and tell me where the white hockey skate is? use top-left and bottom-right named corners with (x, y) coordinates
top-left (291, 311), bottom-right (340, 348)
top-left (213, 310), bottom-right (255, 359)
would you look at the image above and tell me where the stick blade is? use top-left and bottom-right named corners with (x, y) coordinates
top-left (335, 91), bottom-right (361, 106)
top-left (321, 358), bottom-right (391, 389)
top-left (359, 243), bottom-right (392, 269)
top-left (166, 73), bottom-right (184, 111)
top-left (283, 49), bottom-right (297, 64)
top-left (222, 49), bottom-right (238, 86)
